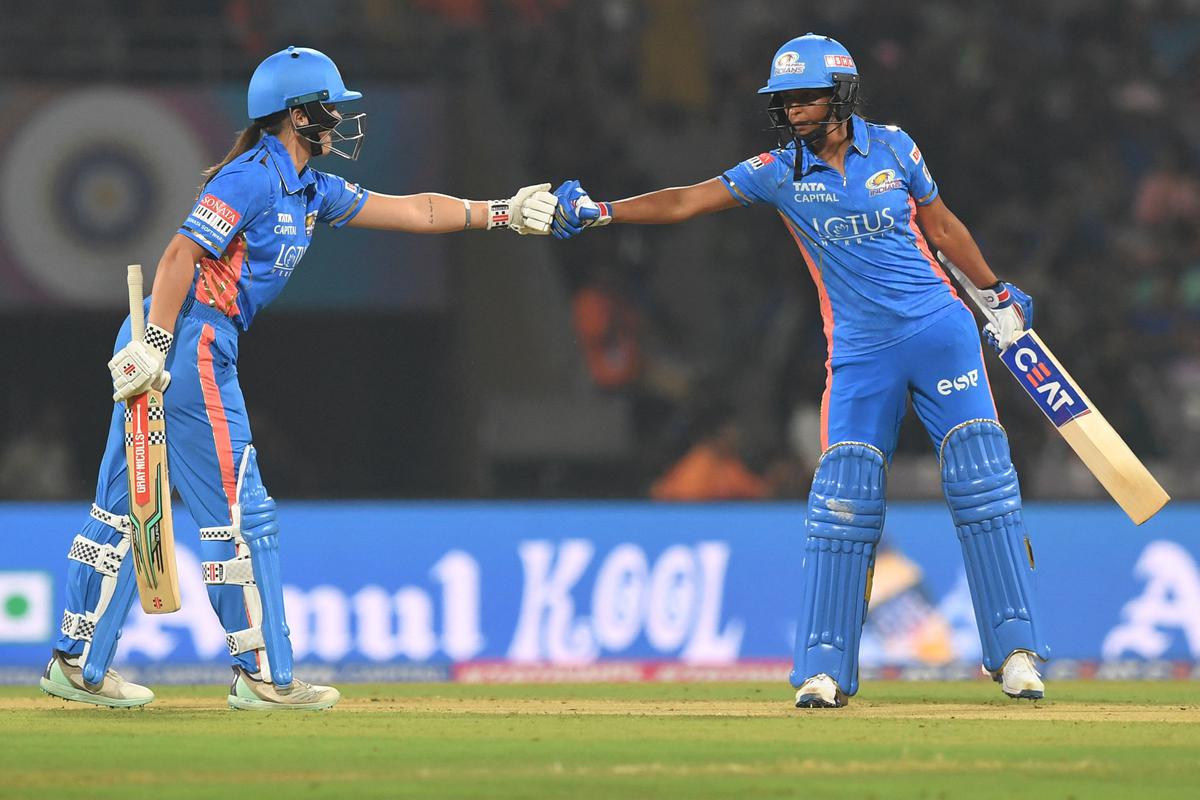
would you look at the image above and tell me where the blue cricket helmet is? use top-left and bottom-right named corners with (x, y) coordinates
top-left (246, 46), bottom-right (362, 120)
top-left (760, 33), bottom-right (861, 147)
top-left (758, 33), bottom-right (859, 94)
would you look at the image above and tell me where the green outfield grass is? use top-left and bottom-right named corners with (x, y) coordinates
top-left (3, 681), bottom-right (1200, 799)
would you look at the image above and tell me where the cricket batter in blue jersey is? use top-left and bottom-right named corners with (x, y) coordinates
top-left (41, 46), bottom-right (558, 710)
top-left (552, 34), bottom-right (1048, 708)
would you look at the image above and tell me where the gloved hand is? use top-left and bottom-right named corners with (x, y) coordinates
top-left (489, 183), bottom-right (558, 234)
top-left (109, 323), bottom-right (173, 402)
top-left (980, 281), bottom-right (1033, 353)
top-left (550, 180), bottom-right (612, 240)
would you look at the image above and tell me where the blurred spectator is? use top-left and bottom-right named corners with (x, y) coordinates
top-left (0, 403), bottom-right (83, 500)
top-left (651, 405), bottom-right (771, 501)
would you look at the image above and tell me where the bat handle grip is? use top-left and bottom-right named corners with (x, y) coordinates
top-left (127, 264), bottom-right (145, 341)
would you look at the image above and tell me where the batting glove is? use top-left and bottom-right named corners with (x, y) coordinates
top-left (486, 183), bottom-right (558, 235)
top-left (980, 281), bottom-right (1033, 353)
top-left (109, 323), bottom-right (173, 402)
top-left (550, 180), bottom-right (612, 240)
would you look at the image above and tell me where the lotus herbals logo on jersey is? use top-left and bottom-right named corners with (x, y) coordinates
top-left (773, 51), bottom-right (805, 75)
top-left (865, 169), bottom-right (904, 197)
top-left (1000, 333), bottom-right (1091, 426)
top-left (0, 572), bottom-right (52, 642)
top-left (811, 208), bottom-right (896, 244)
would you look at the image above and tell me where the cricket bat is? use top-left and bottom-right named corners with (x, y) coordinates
top-left (938, 254), bottom-right (1169, 525)
top-left (124, 264), bottom-right (181, 613)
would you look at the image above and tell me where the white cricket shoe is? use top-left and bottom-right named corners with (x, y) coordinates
top-left (794, 673), bottom-right (849, 708)
top-left (227, 666), bottom-right (341, 711)
top-left (997, 650), bottom-right (1044, 700)
top-left (39, 650), bottom-right (154, 708)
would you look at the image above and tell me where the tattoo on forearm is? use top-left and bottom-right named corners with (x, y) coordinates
top-left (428, 197), bottom-right (434, 225)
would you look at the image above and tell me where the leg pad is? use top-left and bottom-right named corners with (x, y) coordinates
top-left (941, 420), bottom-right (1050, 671)
top-left (791, 442), bottom-right (887, 695)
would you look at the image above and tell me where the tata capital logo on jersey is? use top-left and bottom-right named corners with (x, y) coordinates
top-left (794, 180), bottom-right (838, 203)
top-left (774, 51), bottom-right (805, 75)
top-left (866, 169), bottom-right (904, 197)
top-left (274, 211), bottom-right (298, 236)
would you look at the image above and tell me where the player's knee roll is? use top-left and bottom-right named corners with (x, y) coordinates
top-left (808, 441), bottom-right (887, 542)
top-left (939, 420), bottom-right (1020, 522)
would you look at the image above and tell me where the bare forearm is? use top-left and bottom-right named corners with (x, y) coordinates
top-left (610, 179), bottom-right (739, 224)
top-left (921, 207), bottom-right (998, 288)
top-left (147, 239), bottom-right (200, 334)
top-left (351, 192), bottom-right (485, 233)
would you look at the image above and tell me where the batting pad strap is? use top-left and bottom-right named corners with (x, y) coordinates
top-left (227, 626), bottom-right (265, 656)
top-left (61, 610), bottom-right (97, 642)
top-left (67, 535), bottom-right (126, 578)
top-left (199, 525), bottom-right (238, 542)
top-left (201, 557), bottom-right (256, 586)
top-left (90, 504), bottom-right (132, 536)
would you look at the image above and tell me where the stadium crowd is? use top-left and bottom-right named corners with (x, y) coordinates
top-left (2, 0), bottom-right (1197, 500)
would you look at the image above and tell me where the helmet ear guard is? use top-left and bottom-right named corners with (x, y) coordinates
top-left (829, 72), bottom-right (860, 121)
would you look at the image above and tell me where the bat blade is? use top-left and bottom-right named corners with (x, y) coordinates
top-left (1000, 331), bottom-right (1169, 525)
top-left (936, 254), bottom-right (1169, 525)
top-left (123, 264), bottom-right (180, 613)
top-left (125, 389), bottom-right (180, 613)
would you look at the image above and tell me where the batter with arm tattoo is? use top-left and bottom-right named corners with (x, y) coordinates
top-left (551, 33), bottom-right (1048, 708)
top-left (41, 46), bottom-right (558, 710)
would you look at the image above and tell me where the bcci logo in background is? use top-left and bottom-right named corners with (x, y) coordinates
top-left (774, 51), bottom-right (805, 75)
top-left (0, 572), bottom-right (52, 642)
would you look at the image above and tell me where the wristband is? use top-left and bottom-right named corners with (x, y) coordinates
top-left (144, 323), bottom-right (174, 356)
top-left (486, 200), bottom-right (511, 230)
top-left (463, 198), bottom-right (473, 230)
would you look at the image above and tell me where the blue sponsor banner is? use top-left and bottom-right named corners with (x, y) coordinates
top-left (2, 502), bottom-right (1198, 675)
top-left (998, 332), bottom-right (1091, 427)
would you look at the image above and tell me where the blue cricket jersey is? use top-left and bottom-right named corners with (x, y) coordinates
top-left (178, 133), bottom-right (369, 331)
top-left (721, 115), bottom-right (960, 357)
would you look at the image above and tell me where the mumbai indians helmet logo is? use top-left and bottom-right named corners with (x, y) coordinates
top-left (774, 51), bottom-right (805, 76)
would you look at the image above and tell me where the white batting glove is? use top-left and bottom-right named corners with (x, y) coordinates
top-left (109, 324), bottom-right (173, 402)
top-left (979, 281), bottom-right (1034, 353)
top-left (489, 183), bottom-right (558, 235)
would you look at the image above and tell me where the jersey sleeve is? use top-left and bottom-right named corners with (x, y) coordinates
top-left (893, 128), bottom-right (938, 206)
top-left (313, 171), bottom-right (370, 228)
top-left (720, 150), bottom-right (785, 207)
top-left (178, 162), bottom-right (273, 257)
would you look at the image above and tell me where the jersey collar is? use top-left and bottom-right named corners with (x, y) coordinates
top-left (794, 114), bottom-right (870, 177)
top-left (261, 134), bottom-right (316, 195)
